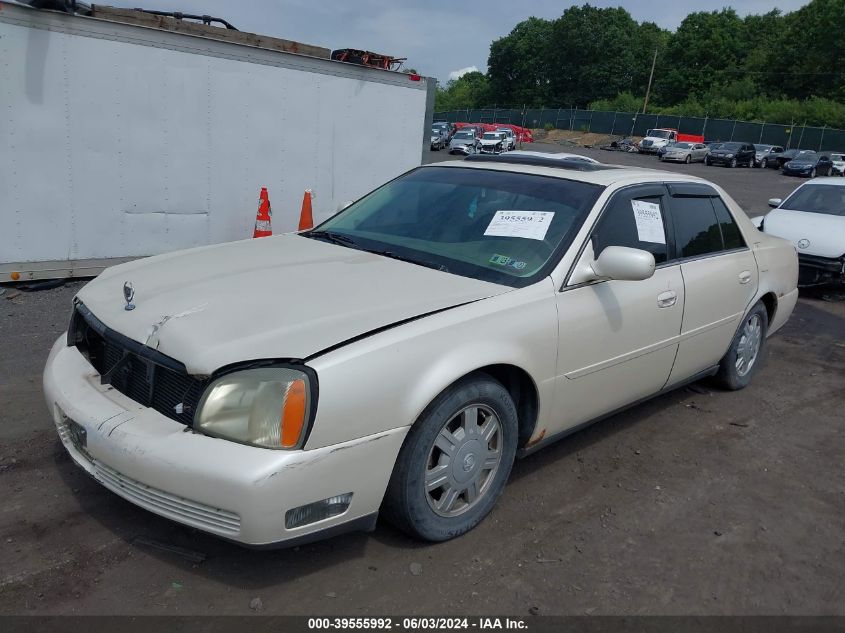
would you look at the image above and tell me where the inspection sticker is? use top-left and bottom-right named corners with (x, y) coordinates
top-left (483, 210), bottom-right (554, 241)
top-left (631, 200), bottom-right (666, 244)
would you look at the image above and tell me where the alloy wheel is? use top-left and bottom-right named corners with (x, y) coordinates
top-left (735, 314), bottom-right (763, 377)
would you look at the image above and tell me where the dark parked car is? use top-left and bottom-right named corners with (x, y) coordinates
top-left (754, 144), bottom-right (785, 168)
top-left (772, 149), bottom-right (802, 168)
top-left (782, 151), bottom-right (835, 178)
top-left (704, 142), bottom-right (756, 167)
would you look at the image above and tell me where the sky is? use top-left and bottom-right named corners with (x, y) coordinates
top-left (104, 0), bottom-right (811, 83)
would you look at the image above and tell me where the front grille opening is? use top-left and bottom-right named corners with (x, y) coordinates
top-left (69, 304), bottom-right (205, 426)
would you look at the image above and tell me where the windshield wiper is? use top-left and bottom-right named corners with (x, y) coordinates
top-left (305, 230), bottom-right (359, 247)
top-left (366, 249), bottom-right (449, 273)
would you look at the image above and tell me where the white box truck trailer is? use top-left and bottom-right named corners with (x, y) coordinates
top-left (0, 2), bottom-right (435, 281)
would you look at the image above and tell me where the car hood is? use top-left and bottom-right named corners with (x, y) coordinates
top-left (480, 139), bottom-right (502, 145)
top-left (785, 161), bottom-right (814, 168)
top-left (77, 234), bottom-right (508, 374)
top-left (763, 208), bottom-right (845, 258)
top-left (450, 138), bottom-right (474, 145)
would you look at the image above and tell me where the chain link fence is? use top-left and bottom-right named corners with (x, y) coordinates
top-left (434, 107), bottom-right (845, 151)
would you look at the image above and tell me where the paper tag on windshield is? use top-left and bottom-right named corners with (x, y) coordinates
top-left (483, 211), bottom-right (554, 241)
top-left (631, 200), bottom-right (666, 244)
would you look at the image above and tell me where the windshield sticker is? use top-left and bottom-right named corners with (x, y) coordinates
top-left (631, 200), bottom-right (666, 244)
top-left (489, 254), bottom-right (528, 270)
top-left (483, 210), bottom-right (554, 241)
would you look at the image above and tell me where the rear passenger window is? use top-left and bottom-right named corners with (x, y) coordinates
top-left (672, 197), bottom-right (723, 258)
top-left (711, 197), bottom-right (745, 250)
top-left (593, 194), bottom-right (668, 265)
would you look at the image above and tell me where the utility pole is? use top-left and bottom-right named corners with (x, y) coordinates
top-left (642, 48), bottom-right (658, 114)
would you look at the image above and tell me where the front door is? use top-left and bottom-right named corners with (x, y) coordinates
top-left (551, 184), bottom-right (684, 434)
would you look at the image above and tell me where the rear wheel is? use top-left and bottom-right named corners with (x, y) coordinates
top-left (714, 302), bottom-right (768, 390)
top-left (383, 374), bottom-right (518, 541)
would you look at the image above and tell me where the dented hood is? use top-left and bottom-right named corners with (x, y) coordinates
top-left (77, 234), bottom-right (507, 374)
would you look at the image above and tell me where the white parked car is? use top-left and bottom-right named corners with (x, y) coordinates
top-left (495, 128), bottom-right (516, 151)
top-left (830, 152), bottom-right (845, 176)
top-left (479, 131), bottom-right (507, 154)
top-left (45, 154), bottom-right (798, 547)
top-left (754, 177), bottom-right (845, 286)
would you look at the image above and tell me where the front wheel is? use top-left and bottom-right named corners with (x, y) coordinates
top-left (383, 374), bottom-right (518, 542)
top-left (705, 157), bottom-right (711, 166)
top-left (760, 158), bottom-right (768, 169)
top-left (684, 154), bottom-right (691, 164)
top-left (729, 157), bottom-right (738, 168)
top-left (810, 168), bottom-right (817, 178)
top-left (714, 302), bottom-right (768, 390)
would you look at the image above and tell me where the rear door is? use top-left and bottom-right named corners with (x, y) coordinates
top-left (665, 184), bottom-right (759, 386)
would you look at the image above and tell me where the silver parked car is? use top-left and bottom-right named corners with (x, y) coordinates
top-left (45, 154), bottom-right (798, 547)
top-left (659, 142), bottom-right (709, 164)
top-left (430, 128), bottom-right (448, 151)
top-left (448, 129), bottom-right (480, 155)
top-left (754, 144), bottom-right (785, 169)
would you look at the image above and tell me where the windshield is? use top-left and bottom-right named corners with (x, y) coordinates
top-left (791, 151), bottom-right (817, 161)
top-left (755, 144), bottom-right (773, 151)
top-left (672, 143), bottom-right (693, 149)
top-left (482, 133), bottom-right (503, 140)
top-left (832, 154), bottom-right (845, 161)
top-left (307, 166), bottom-right (603, 287)
top-left (719, 142), bottom-right (742, 151)
top-left (454, 132), bottom-right (474, 139)
top-left (782, 184), bottom-right (845, 216)
top-left (647, 129), bottom-right (673, 139)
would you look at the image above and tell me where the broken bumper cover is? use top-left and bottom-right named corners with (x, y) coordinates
top-left (797, 254), bottom-right (845, 286)
top-left (43, 337), bottom-right (406, 547)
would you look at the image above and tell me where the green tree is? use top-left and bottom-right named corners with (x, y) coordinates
top-left (434, 72), bottom-right (491, 111)
top-left (487, 17), bottom-right (554, 106)
top-left (546, 5), bottom-right (652, 107)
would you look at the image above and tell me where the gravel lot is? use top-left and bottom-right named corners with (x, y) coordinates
top-left (0, 146), bottom-right (843, 616)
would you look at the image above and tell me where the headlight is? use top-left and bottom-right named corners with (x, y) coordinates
top-left (196, 367), bottom-right (314, 449)
top-left (726, 154), bottom-right (734, 158)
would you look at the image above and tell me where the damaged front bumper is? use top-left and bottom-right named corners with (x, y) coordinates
top-left (798, 254), bottom-right (845, 286)
top-left (43, 337), bottom-right (406, 547)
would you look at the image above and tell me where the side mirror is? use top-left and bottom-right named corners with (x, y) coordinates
top-left (591, 246), bottom-right (655, 282)
top-left (768, 198), bottom-right (782, 208)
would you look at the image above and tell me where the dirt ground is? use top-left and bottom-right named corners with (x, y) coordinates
top-left (0, 151), bottom-right (843, 616)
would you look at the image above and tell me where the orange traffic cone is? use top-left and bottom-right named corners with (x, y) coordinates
top-left (298, 189), bottom-right (314, 231)
top-left (253, 187), bottom-right (272, 238)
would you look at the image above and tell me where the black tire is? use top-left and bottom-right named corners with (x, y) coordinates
top-left (810, 168), bottom-right (817, 178)
top-left (760, 158), bottom-right (767, 169)
top-left (705, 157), bottom-right (711, 166)
top-left (729, 157), bottom-right (737, 168)
top-left (383, 373), bottom-right (518, 542)
top-left (684, 154), bottom-right (691, 164)
top-left (714, 302), bottom-right (768, 390)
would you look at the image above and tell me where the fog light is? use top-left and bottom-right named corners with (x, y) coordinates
top-left (285, 493), bottom-right (353, 529)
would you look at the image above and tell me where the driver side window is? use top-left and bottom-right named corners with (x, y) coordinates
top-left (591, 191), bottom-right (669, 265)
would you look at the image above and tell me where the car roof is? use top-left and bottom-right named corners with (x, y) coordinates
top-left (433, 155), bottom-right (717, 188)
top-left (508, 150), bottom-right (599, 164)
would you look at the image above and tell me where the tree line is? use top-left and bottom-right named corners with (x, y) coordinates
top-left (435, 0), bottom-right (845, 128)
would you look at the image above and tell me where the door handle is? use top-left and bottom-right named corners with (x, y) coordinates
top-left (657, 290), bottom-right (677, 308)
top-left (738, 270), bottom-right (752, 284)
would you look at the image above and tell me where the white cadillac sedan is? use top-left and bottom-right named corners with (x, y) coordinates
top-left (754, 177), bottom-right (845, 286)
top-left (44, 154), bottom-right (799, 547)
